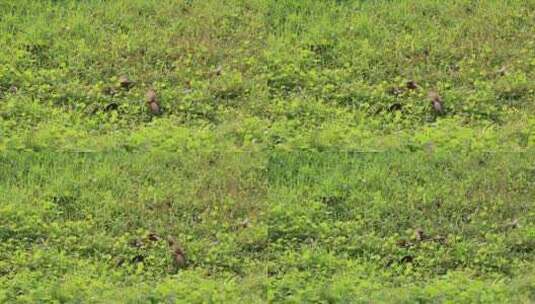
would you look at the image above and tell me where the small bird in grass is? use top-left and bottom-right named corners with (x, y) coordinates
top-left (147, 232), bottom-right (161, 242)
top-left (428, 90), bottom-right (444, 115)
top-left (414, 228), bottom-right (426, 241)
top-left (8, 85), bottom-right (18, 94)
top-left (214, 65), bottom-right (223, 76)
top-left (167, 236), bottom-right (186, 269)
top-left (406, 80), bottom-right (419, 90)
top-left (118, 75), bottom-right (134, 89)
top-left (496, 66), bottom-right (507, 76)
top-left (146, 89), bottom-right (161, 115)
top-left (503, 218), bottom-right (520, 230)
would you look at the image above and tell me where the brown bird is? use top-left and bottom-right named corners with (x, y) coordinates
top-left (414, 228), bottom-right (426, 241)
top-left (214, 65), bottom-right (223, 76)
top-left (503, 218), bottom-right (520, 230)
top-left (167, 236), bottom-right (186, 269)
top-left (118, 75), bottom-right (134, 89)
top-left (147, 232), bottom-right (161, 242)
top-left (428, 90), bottom-right (444, 114)
top-left (496, 66), bottom-right (507, 76)
top-left (8, 85), bottom-right (18, 94)
top-left (146, 89), bottom-right (161, 115)
top-left (406, 80), bottom-right (419, 90)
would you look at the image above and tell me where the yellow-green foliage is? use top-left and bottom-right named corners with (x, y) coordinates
top-left (1, 0), bottom-right (535, 302)
top-left (1, 0), bottom-right (534, 152)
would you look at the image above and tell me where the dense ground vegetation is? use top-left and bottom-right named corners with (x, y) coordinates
top-left (1, 0), bottom-right (535, 302)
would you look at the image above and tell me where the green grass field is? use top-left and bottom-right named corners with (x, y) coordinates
top-left (1, 0), bottom-right (535, 303)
